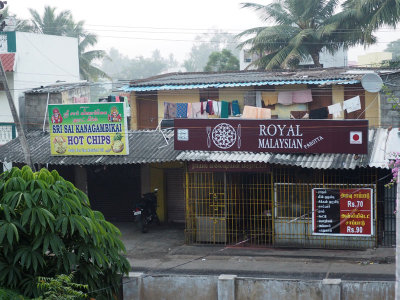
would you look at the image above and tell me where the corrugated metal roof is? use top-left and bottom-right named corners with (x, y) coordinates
top-left (1, 128), bottom-right (398, 170)
top-left (0, 130), bottom-right (178, 165)
top-left (25, 81), bottom-right (90, 94)
top-left (175, 128), bottom-right (399, 170)
top-left (0, 53), bottom-right (15, 72)
top-left (122, 69), bottom-right (400, 92)
top-left (123, 79), bottom-right (360, 92)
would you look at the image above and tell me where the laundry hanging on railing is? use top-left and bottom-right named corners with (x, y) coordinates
top-left (176, 103), bottom-right (188, 118)
top-left (343, 96), bottom-right (361, 113)
top-left (164, 102), bottom-right (177, 119)
top-left (292, 89), bottom-right (313, 103)
top-left (328, 103), bottom-right (343, 118)
top-left (262, 91), bottom-right (278, 106)
top-left (309, 107), bottom-right (328, 119)
top-left (277, 91), bottom-right (293, 105)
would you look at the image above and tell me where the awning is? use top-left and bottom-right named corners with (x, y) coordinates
top-left (0, 127), bottom-right (398, 170)
top-left (0, 53), bottom-right (15, 72)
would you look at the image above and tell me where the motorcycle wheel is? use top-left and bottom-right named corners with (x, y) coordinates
top-left (141, 216), bottom-right (148, 233)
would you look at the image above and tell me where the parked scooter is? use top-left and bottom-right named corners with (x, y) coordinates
top-left (133, 188), bottom-right (160, 233)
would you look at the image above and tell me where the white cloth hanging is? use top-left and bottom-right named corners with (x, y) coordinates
top-left (343, 96), bottom-right (361, 113)
top-left (328, 103), bottom-right (343, 118)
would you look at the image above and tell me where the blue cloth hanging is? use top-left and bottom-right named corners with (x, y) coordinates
top-left (176, 103), bottom-right (188, 118)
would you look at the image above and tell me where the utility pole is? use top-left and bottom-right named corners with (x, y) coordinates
top-left (0, 60), bottom-right (34, 169)
top-left (0, 0), bottom-right (34, 169)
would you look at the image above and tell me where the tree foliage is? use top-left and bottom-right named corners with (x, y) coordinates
top-left (237, 0), bottom-right (373, 69)
top-left (183, 30), bottom-right (239, 72)
top-left (0, 166), bottom-right (130, 299)
top-left (204, 49), bottom-right (240, 72)
top-left (37, 273), bottom-right (88, 300)
top-left (101, 48), bottom-right (178, 80)
top-left (341, 0), bottom-right (400, 39)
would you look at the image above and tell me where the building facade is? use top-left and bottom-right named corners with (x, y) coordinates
top-left (0, 31), bottom-right (80, 125)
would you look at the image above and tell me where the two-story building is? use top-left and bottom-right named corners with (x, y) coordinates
top-left (0, 68), bottom-right (399, 250)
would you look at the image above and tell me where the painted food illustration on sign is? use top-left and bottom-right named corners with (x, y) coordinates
top-left (111, 133), bottom-right (124, 153)
top-left (212, 123), bottom-right (237, 149)
top-left (53, 136), bottom-right (67, 154)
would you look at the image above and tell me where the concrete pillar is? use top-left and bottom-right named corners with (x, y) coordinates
top-left (123, 272), bottom-right (144, 300)
top-left (322, 278), bottom-right (341, 300)
top-left (218, 274), bottom-right (237, 300)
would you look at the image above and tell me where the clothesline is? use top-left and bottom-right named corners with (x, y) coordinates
top-left (163, 90), bottom-right (362, 120)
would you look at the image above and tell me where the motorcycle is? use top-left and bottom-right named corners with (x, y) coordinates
top-left (133, 188), bottom-right (160, 233)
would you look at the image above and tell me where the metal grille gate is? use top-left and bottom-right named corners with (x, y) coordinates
top-left (185, 167), bottom-right (380, 249)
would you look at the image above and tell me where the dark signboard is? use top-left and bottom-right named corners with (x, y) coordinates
top-left (312, 188), bottom-right (373, 236)
top-left (174, 119), bottom-right (368, 154)
top-left (188, 162), bottom-right (270, 172)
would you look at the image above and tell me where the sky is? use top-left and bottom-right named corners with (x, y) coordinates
top-left (7, 0), bottom-right (400, 63)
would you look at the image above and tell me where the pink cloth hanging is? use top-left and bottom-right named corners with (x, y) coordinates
top-left (257, 108), bottom-right (271, 119)
top-left (292, 89), bottom-right (313, 103)
top-left (278, 91), bottom-right (293, 105)
top-left (242, 106), bottom-right (258, 119)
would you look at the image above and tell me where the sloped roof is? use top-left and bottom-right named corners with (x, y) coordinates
top-left (0, 128), bottom-right (398, 170)
top-left (25, 81), bottom-right (90, 94)
top-left (0, 130), bottom-right (178, 166)
top-left (122, 68), bottom-right (400, 92)
top-left (0, 53), bottom-right (15, 72)
top-left (176, 128), bottom-right (399, 170)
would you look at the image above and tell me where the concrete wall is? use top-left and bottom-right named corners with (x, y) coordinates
top-left (61, 86), bottom-right (90, 104)
top-left (380, 74), bottom-right (400, 127)
top-left (365, 91), bottom-right (380, 127)
top-left (24, 93), bottom-right (62, 130)
top-left (123, 273), bottom-right (394, 300)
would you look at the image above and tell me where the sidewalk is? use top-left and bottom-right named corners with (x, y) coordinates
top-left (117, 222), bottom-right (395, 281)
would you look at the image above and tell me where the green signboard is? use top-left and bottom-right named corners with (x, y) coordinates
top-left (48, 103), bottom-right (129, 156)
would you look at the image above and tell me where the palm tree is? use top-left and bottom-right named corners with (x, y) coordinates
top-left (77, 33), bottom-right (110, 81)
top-left (237, 0), bottom-right (365, 69)
top-left (28, 6), bottom-right (110, 81)
top-left (0, 7), bottom-right (34, 32)
top-left (29, 6), bottom-right (73, 35)
top-left (339, 0), bottom-right (400, 40)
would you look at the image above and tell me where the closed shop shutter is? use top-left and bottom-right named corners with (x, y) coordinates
top-left (88, 165), bottom-right (141, 222)
top-left (166, 168), bottom-right (185, 223)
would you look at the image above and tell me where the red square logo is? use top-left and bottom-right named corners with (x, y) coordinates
top-left (350, 131), bottom-right (362, 144)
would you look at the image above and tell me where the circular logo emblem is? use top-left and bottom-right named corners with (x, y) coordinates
top-left (212, 123), bottom-right (237, 149)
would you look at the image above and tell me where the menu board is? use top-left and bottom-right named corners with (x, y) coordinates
top-left (312, 188), bottom-right (373, 236)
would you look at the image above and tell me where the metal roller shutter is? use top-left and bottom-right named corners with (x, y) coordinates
top-left (165, 168), bottom-right (185, 223)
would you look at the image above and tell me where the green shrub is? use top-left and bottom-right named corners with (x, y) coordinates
top-left (0, 166), bottom-right (130, 299)
top-left (37, 273), bottom-right (88, 299)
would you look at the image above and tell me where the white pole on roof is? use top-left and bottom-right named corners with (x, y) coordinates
top-left (43, 92), bottom-right (50, 132)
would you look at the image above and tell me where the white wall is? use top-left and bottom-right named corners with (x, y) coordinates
top-left (0, 72), bottom-right (15, 123)
top-left (0, 32), bottom-right (80, 122)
